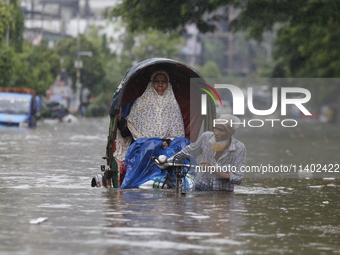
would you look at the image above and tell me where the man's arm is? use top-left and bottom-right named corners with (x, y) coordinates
top-left (169, 132), bottom-right (207, 162)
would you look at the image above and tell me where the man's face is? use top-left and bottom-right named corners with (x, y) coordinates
top-left (213, 124), bottom-right (231, 142)
top-left (152, 74), bottom-right (169, 95)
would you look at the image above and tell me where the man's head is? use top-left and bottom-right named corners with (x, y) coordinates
top-left (151, 71), bottom-right (169, 95)
top-left (210, 114), bottom-right (240, 151)
top-left (214, 114), bottom-right (241, 135)
top-left (210, 124), bottom-right (231, 151)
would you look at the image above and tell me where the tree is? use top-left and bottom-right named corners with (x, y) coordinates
top-left (0, 0), bottom-right (54, 93)
top-left (81, 24), bottom-right (185, 116)
top-left (109, 0), bottom-right (228, 33)
top-left (54, 35), bottom-right (106, 95)
top-left (232, 0), bottom-right (340, 78)
top-left (0, 42), bottom-right (60, 94)
top-left (0, 0), bottom-right (24, 52)
top-left (101, 22), bottom-right (183, 87)
top-left (110, 0), bottom-right (340, 79)
top-left (9, 43), bottom-right (60, 95)
top-left (0, 2), bottom-right (12, 40)
top-left (233, 0), bottom-right (340, 111)
top-left (196, 60), bottom-right (222, 78)
top-left (119, 28), bottom-right (183, 63)
top-left (203, 38), bottom-right (226, 71)
top-left (0, 47), bottom-right (15, 86)
top-left (8, 0), bottom-right (25, 52)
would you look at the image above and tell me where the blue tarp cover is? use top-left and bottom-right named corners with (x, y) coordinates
top-left (120, 137), bottom-right (191, 189)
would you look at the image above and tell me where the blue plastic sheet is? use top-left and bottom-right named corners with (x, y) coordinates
top-left (120, 137), bottom-right (190, 189)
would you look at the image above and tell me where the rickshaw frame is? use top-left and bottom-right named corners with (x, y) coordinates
top-left (101, 58), bottom-right (216, 188)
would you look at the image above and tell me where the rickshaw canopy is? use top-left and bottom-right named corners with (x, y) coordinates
top-left (109, 58), bottom-right (216, 141)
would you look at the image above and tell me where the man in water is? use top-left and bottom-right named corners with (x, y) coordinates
top-left (170, 114), bottom-right (246, 191)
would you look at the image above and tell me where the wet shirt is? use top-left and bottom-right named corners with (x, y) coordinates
top-left (175, 131), bottom-right (246, 191)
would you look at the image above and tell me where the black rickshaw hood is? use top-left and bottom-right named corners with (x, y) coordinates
top-left (109, 58), bottom-right (205, 116)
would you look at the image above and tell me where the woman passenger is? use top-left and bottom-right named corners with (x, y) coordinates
top-left (114, 71), bottom-right (189, 188)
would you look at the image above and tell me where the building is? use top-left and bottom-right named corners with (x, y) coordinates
top-left (21, 0), bottom-right (118, 47)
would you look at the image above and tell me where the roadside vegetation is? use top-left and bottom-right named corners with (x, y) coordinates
top-left (1, 0), bottom-right (339, 117)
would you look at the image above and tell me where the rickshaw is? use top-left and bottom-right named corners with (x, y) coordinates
top-left (94, 58), bottom-right (216, 190)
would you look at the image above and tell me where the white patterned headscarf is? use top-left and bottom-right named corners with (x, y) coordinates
top-left (114, 71), bottom-right (185, 161)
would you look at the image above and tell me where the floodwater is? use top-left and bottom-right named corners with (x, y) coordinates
top-left (0, 117), bottom-right (339, 255)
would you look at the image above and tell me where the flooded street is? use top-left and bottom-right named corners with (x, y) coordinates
top-left (0, 117), bottom-right (339, 255)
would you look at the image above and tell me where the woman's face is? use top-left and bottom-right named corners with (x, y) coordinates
top-left (152, 73), bottom-right (169, 95)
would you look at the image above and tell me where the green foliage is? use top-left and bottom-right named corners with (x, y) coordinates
top-left (0, 47), bottom-right (15, 86)
top-left (0, 43), bottom-right (59, 94)
top-left (111, 0), bottom-right (340, 79)
top-left (195, 61), bottom-right (222, 78)
top-left (109, 0), bottom-right (229, 33)
top-left (232, 0), bottom-right (340, 105)
top-left (86, 26), bottom-right (127, 93)
top-left (204, 38), bottom-right (226, 70)
top-left (85, 92), bottom-right (110, 117)
top-left (9, 43), bottom-right (60, 95)
top-left (9, 0), bottom-right (24, 52)
top-left (0, 0), bottom-right (24, 52)
top-left (120, 28), bottom-right (183, 63)
top-left (101, 25), bottom-right (184, 89)
top-left (82, 24), bottom-right (184, 116)
top-left (55, 35), bottom-right (106, 95)
top-left (0, 3), bottom-right (12, 38)
top-left (231, 0), bottom-right (340, 78)
top-left (104, 57), bottom-right (130, 91)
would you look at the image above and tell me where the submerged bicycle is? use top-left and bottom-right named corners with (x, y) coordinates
top-left (150, 155), bottom-right (197, 195)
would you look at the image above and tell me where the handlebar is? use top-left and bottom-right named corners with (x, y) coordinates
top-left (151, 155), bottom-right (194, 195)
top-left (158, 162), bottom-right (197, 168)
top-left (152, 155), bottom-right (196, 169)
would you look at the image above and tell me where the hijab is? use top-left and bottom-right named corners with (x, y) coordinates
top-left (114, 71), bottom-right (184, 161)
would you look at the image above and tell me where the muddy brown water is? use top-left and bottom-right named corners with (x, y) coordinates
top-left (0, 117), bottom-right (339, 255)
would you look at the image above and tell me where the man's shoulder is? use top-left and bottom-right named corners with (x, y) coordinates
top-left (232, 137), bottom-right (246, 150)
top-left (201, 131), bottom-right (214, 139)
top-left (202, 131), bottom-right (214, 136)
